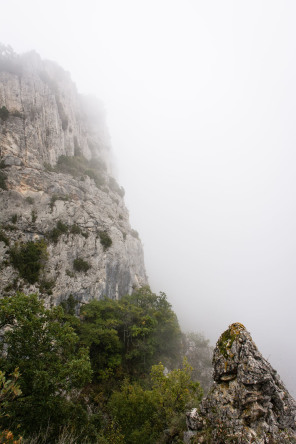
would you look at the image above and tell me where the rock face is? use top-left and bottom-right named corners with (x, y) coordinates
top-left (0, 46), bottom-right (147, 304)
top-left (186, 323), bottom-right (296, 443)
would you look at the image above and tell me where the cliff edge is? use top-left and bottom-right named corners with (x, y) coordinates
top-left (0, 45), bottom-right (147, 304)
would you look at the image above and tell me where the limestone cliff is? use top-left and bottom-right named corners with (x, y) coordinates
top-left (0, 45), bottom-right (147, 304)
top-left (185, 323), bottom-right (296, 443)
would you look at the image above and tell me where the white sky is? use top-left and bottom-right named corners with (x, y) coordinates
top-left (1, 0), bottom-right (296, 394)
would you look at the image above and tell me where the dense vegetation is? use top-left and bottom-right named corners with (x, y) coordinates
top-left (0, 288), bottom-right (210, 443)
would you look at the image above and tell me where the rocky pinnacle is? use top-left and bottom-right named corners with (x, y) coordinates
top-left (185, 323), bottom-right (296, 443)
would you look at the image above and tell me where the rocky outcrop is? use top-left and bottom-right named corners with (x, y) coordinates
top-left (0, 45), bottom-right (147, 304)
top-left (185, 323), bottom-right (296, 443)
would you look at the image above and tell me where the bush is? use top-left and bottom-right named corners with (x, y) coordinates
top-left (2, 224), bottom-right (17, 231)
top-left (98, 230), bottom-right (112, 251)
top-left (54, 154), bottom-right (106, 189)
top-left (0, 106), bottom-right (9, 121)
top-left (70, 224), bottom-right (82, 235)
top-left (108, 360), bottom-right (202, 444)
top-left (73, 258), bottom-right (91, 273)
top-left (56, 220), bottom-right (68, 233)
top-left (49, 194), bottom-right (69, 211)
top-left (11, 214), bottom-right (18, 224)
top-left (0, 230), bottom-right (10, 246)
top-left (31, 209), bottom-right (37, 223)
top-left (47, 220), bottom-right (68, 244)
top-left (39, 279), bottom-right (55, 295)
top-left (9, 239), bottom-right (48, 284)
top-left (0, 171), bottom-right (7, 190)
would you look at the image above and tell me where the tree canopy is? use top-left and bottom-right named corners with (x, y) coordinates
top-left (0, 288), bottom-right (209, 443)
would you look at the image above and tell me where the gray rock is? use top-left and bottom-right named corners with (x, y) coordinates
top-left (0, 49), bottom-right (147, 303)
top-left (186, 323), bottom-right (296, 443)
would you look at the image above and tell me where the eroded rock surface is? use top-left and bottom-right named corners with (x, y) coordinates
top-left (186, 323), bottom-right (296, 443)
top-left (0, 47), bottom-right (147, 304)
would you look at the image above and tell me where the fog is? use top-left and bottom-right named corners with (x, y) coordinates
top-left (1, 0), bottom-right (296, 395)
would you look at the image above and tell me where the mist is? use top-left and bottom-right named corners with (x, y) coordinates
top-left (1, 0), bottom-right (296, 395)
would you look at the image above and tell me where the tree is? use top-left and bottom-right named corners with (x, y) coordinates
top-left (0, 293), bottom-right (92, 439)
top-left (0, 369), bottom-right (22, 444)
top-left (78, 287), bottom-right (182, 383)
top-left (108, 359), bottom-right (203, 444)
top-left (0, 368), bottom-right (21, 417)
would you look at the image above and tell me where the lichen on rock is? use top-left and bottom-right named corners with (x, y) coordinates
top-left (185, 323), bottom-right (296, 443)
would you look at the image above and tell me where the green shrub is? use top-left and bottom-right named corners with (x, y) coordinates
top-left (11, 214), bottom-right (18, 224)
top-left (54, 154), bottom-right (106, 189)
top-left (56, 220), bottom-right (68, 233)
top-left (49, 194), bottom-right (69, 211)
top-left (60, 294), bottom-right (77, 315)
top-left (66, 269), bottom-right (75, 278)
top-left (108, 360), bottom-right (202, 444)
top-left (69, 224), bottom-right (89, 238)
top-left (0, 171), bottom-right (7, 190)
top-left (0, 230), bottom-right (10, 246)
top-left (70, 224), bottom-right (82, 235)
top-left (47, 221), bottom-right (68, 244)
top-left (73, 258), bottom-right (91, 273)
top-left (9, 239), bottom-right (48, 284)
top-left (31, 210), bottom-right (37, 223)
top-left (2, 224), bottom-right (17, 231)
top-left (0, 106), bottom-right (9, 121)
top-left (98, 230), bottom-right (112, 251)
top-left (39, 279), bottom-right (55, 295)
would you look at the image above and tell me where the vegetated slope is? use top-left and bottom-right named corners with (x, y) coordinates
top-left (0, 44), bottom-right (147, 304)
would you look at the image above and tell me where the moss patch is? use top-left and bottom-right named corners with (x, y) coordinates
top-left (217, 323), bottom-right (245, 359)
